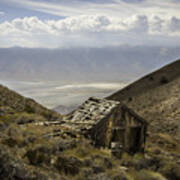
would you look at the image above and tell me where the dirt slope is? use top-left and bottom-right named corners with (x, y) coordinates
top-left (0, 59), bottom-right (180, 180)
top-left (108, 59), bottom-right (180, 138)
top-left (0, 84), bottom-right (61, 121)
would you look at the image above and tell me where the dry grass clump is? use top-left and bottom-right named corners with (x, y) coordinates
top-left (0, 84), bottom-right (61, 121)
top-left (0, 112), bottom-right (46, 126)
top-left (25, 146), bottom-right (51, 166)
top-left (55, 156), bottom-right (82, 176)
top-left (64, 139), bottom-right (111, 159)
top-left (129, 169), bottom-right (167, 180)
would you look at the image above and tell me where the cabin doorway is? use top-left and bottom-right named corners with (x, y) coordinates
top-left (125, 126), bottom-right (142, 153)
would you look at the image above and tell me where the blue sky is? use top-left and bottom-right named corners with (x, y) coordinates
top-left (0, 0), bottom-right (180, 48)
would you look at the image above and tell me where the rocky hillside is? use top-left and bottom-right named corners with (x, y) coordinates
top-left (0, 59), bottom-right (180, 179)
top-left (0, 84), bottom-right (147, 180)
top-left (0, 84), bottom-right (62, 121)
top-left (108, 59), bottom-right (180, 138)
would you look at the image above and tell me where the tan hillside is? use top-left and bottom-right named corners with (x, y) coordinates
top-left (0, 84), bottom-right (140, 179)
top-left (0, 84), bottom-right (61, 122)
top-left (0, 59), bottom-right (180, 180)
top-left (107, 59), bottom-right (180, 138)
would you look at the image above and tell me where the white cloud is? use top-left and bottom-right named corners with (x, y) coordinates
top-left (55, 83), bottom-right (125, 91)
top-left (49, 15), bottom-right (111, 33)
top-left (0, 15), bottom-right (180, 48)
top-left (1, 14), bottom-right (180, 35)
top-left (120, 0), bottom-right (145, 3)
top-left (128, 15), bottom-right (148, 33)
top-left (149, 16), bottom-right (165, 34)
top-left (169, 17), bottom-right (180, 33)
top-left (3, 0), bottom-right (180, 19)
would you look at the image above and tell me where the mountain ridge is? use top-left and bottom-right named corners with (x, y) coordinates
top-left (107, 59), bottom-right (180, 101)
top-left (0, 59), bottom-right (180, 179)
top-left (1, 46), bottom-right (180, 82)
top-left (107, 59), bottom-right (180, 138)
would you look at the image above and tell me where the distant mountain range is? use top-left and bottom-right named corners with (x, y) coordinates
top-left (1, 46), bottom-right (180, 83)
top-left (53, 105), bottom-right (77, 114)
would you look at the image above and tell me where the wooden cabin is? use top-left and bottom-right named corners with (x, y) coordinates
top-left (64, 97), bottom-right (147, 154)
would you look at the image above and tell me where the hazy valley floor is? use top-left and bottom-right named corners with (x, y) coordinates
top-left (0, 80), bottom-right (126, 114)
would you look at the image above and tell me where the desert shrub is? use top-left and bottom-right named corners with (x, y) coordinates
top-left (119, 152), bottom-right (157, 171)
top-left (112, 172), bottom-right (129, 180)
top-left (14, 113), bottom-right (45, 124)
top-left (2, 135), bottom-right (27, 148)
top-left (55, 156), bottom-right (81, 176)
top-left (58, 139), bottom-right (77, 152)
top-left (25, 147), bottom-right (50, 166)
top-left (2, 138), bottom-right (18, 148)
top-left (131, 154), bottom-right (152, 170)
top-left (120, 152), bottom-right (133, 167)
top-left (74, 168), bottom-right (93, 180)
top-left (149, 76), bottom-right (154, 81)
top-left (158, 162), bottom-right (180, 180)
top-left (131, 169), bottom-right (166, 180)
top-left (64, 140), bottom-right (110, 161)
top-left (150, 133), bottom-right (178, 150)
top-left (0, 114), bottom-right (14, 125)
top-left (0, 106), bottom-right (14, 116)
top-left (40, 110), bottom-right (60, 121)
top-left (0, 112), bottom-right (45, 125)
top-left (0, 121), bottom-right (5, 130)
top-left (1, 124), bottom-right (27, 148)
top-left (92, 165), bottom-right (105, 174)
top-left (24, 104), bottom-right (36, 114)
top-left (160, 76), bottom-right (169, 84)
top-left (103, 157), bottom-right (113, 169)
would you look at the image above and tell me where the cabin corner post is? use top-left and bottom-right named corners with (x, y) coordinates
top-left (124, 125), bottom-right (131, 152)
top-left (143, 124), bottom-right (148, 152)
top-left (138, 123), bottom-right (147, 153)
top-left (105, 114), bottom-right (115, 148)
